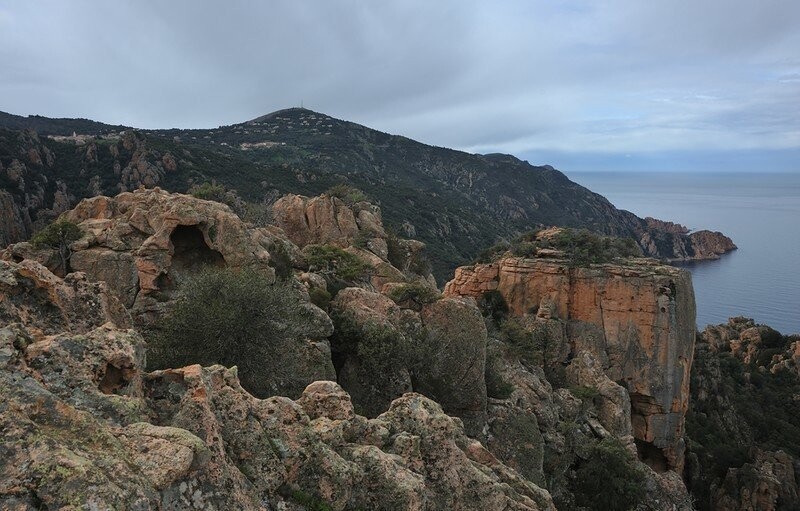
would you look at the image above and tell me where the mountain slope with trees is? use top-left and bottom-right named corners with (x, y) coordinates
top-left (0, 107), bottom-right (734, 281)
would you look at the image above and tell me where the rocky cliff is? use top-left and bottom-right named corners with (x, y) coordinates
top-left (444, 256), bottom-right (696, 474)
top-left (0, 188), bottom-right (704, 509)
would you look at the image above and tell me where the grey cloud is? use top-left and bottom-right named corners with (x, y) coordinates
top-left (0, 0), bottom-right (798, 166)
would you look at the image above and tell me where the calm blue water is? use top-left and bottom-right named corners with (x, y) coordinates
top-left (566, 171), bottom-right (800, 335)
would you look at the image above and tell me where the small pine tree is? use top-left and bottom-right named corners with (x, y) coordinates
top-left (31, 219), bottom-right (82, 272)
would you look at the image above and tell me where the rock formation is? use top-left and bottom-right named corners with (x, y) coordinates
top-left (686, 318), bottom-right (800, 510)
top-left (273, 193), bottom-right (435, 289)
top-left (0, 258), bottom-right (554, 510)
top-left (444, 256), bottom-right (696, 473)
top-left (712, 450), bottom-right (799, 511)
top-left (642, 218), bottom-right (737, 262)
top-left (37, 187), bottom-right (276, 322)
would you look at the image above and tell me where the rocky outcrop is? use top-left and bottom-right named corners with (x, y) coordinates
top-left (712, 450), bottom-right (800, 511)
top-left (445, 256), bottom-right (696, 473)
top-left (0, 260), bottom-right (554, 510)
top-left (273, 193), bottom-right (435, 289)
top-left (686, 318), bottom-right (800, 510)
top-left (484, 337), bottom-right (694, 509)
top-left (0, 258), bottom-right (130, 337)
top-left (273, 194), bottom-right (365, 249)
top-left (702, 316), bottom-right (798, 375)
top-left (686, 230), bottom-right (737, 260)
top-left (1, 190), bottom-right (339, 398)
top-left (640, 218), bottom-right (736, 262)
top-left (58, 188), bottom-right (276, 323)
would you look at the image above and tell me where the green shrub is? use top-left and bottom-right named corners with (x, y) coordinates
top-left (385, 282), bottom-right (441, 308)
top-left (353, 229), bottom-right (372, 249)
top-left (325, 184), bottom-right (369, 205)
top-left (476, 228), bottom-right (641, 267)
top-left (475, 240), bottom-right (510, 264)
top-left (386, 229), bottom-right (406, 269)
top-left (550, 228), bottom-right (641, 266)
top-left (498, 318), bottom-right (548, 367)
top-left (308, 287), bottom-right (332, 310)
top-left (486, 350), bottom-right (515, 399)
top-left (189, 181), bottom-right (227, 201)
top-left (289, 490), bottom-right (334, 511)
top-left (266, 239), bottom-right (293, 280)
top-left (31, 218), bottom-right (82, 272)
top-left (478, 290), bottom-right (508, 322)
top-left (146, 267), bottom-right (306, 396)
top-left (189, 181), bottom-right (246, 217)
top-left (572, 438), bottom-right (646, 511)
top-left (303, 244), bottom-right (371, 282)
top-left (331, 311), bottom-right (416, 373)
top-left (569, 385), bottom-right (600, 402)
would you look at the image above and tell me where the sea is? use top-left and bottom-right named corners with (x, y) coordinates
top-left (565, 171), bottom-right (800, 335)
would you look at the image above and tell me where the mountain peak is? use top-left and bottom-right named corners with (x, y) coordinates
top-left (247, 107), bottom-right (320, 124)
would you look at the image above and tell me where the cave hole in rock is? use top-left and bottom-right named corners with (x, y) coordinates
top-left (160, 224), bottom-right (225, 294)
top-left (635, 438), bottom-right (669, 473)
top-left (170, 224), bottom-right (225, 270)
top-left (98, 362), bottom-right (131, 395)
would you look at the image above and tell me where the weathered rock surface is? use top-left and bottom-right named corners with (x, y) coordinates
top-left (0, 273), bottom-right (552, 509)
top-left (0, 258), bottom-right (130, 338)
top-left (712, 449), bottom-right (800, 511)
top-left (55, 188), bottom-right (277, 323)
top-left (445, 256), bottom-right (696, 473)
top-left (273, 193), bottom-right (435, 289)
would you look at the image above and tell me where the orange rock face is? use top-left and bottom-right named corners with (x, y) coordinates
top-left (444, 256), bottom-right (696, 472)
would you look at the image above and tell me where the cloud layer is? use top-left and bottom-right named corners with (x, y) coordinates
top-left (1, 0), bottom-right (798, 170)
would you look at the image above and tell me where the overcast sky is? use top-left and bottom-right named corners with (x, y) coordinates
top-left (1, 0), bottom-right (798, 172)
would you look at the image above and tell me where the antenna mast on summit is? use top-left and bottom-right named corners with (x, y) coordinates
top-left (300, 100), bottom-right (304, 109)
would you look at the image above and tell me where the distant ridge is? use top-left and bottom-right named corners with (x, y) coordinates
top-left (0, 107), bottom-right (735, 279)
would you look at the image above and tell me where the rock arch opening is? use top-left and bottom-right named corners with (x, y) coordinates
top-left (170, 224), bottom-right (225, 271)
top-left (635, 438), bottom-right (669, 473)
top-left (98, 362), bottom-right (133, 395)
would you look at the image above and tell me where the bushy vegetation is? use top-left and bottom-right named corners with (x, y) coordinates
top-left (325, 184), bottom-right (369, 205)
top-left (568, 385), bottom-right (600, 402)
top-left (308, 287), bottom-right (332, 310)
top-left (477, 290), bottom-right (509, 323)
top-left (485, 349), bottom-right (515, 399)
top-left (303, 244), bottom-right (371, 282)
top-left (497, 318), bottom-right (549, 367)
top-left (189, 181), bottom-right (247, 217)
top-left (31, 218), bottom-right (82, 272)
top-left (477, 228), bottom-right (641, 267)
top-left (331, 312), bottom-right (419, 375)
top-left (571, 438), bottom-right (646, 511)
top-left (146, 267), bottom-right (306, 396)
top-left (385, 282), bottom-right (441, 309)
top-left (686, 329), bottom-right (800, 509)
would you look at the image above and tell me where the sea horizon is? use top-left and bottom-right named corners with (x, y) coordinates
top-left (567, 170), bottom-right (800, 335)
